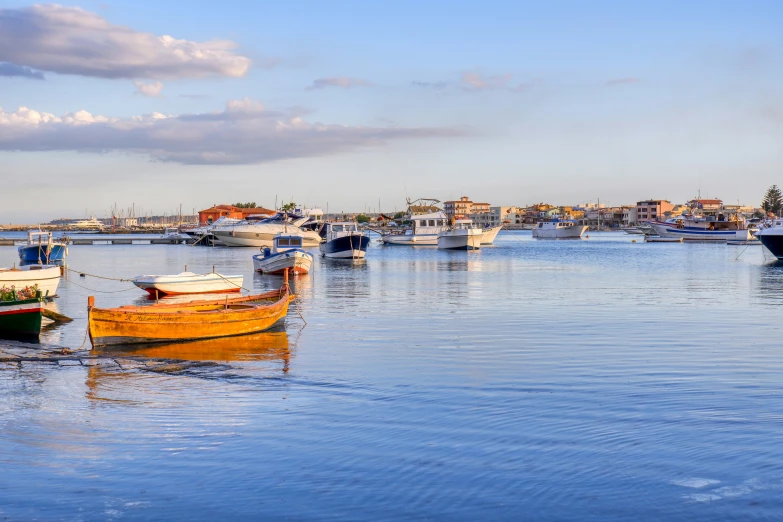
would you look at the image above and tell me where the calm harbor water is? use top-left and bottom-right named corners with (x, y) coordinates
top-left (2, 232), bottom-right (783, 520)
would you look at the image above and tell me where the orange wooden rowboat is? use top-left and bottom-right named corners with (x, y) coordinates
top-left (88, 274), bottom-right (296, 347)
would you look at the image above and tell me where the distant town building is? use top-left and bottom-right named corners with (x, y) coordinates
top-left (198, 205), bottom-right (275, 225)
top-left (636, 200), bottom-right (674, 222)
top-left (444, 196), bottom-right (490, 218)
top-left (687, 199), bottom-right (723, 215)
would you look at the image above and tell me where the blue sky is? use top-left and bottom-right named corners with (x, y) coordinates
top-left (1, 1), bottom-right (781, 222)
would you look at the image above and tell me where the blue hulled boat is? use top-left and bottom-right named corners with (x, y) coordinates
top-left (319, 222), bottom-right (370, 258)
top-left (18, 231), bottom-right (68, 264)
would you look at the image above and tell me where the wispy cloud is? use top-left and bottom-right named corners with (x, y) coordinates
top-left (306, 77), bottom-right (372, 90)
top-left (0, 98), bottom-right (463, 165)
top-left (0, 5), bottom-right (252, 80)
top-left (0, 62), bottom-right (44, 80)
top-left (606, 77), bottom-right (640, 86)
top-left (133, 81), bottom-right (164, 98)
top-left (413, 72), bottom-right (534, 93)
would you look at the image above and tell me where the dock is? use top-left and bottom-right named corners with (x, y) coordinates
top-left (0, 238), bottom-right (194, 246)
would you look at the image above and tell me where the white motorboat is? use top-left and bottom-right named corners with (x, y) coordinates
top-left (213, 213), bottom-right (321, 247)
top-left (319, 222), bottom-right (370, 258)
top-left (382, 211), bottom-right (449, 246)
top-left (183, 216), bottom-right (243, 246)
top-left (754, 219), bottom-right (783, 258)
top-left (0, 264), bottom-right (61, 297)
top-left (437, 219), bottom-right (483, 250)
top-left (480, 225), bottom-right (503, 245)
top-left (532, 220), bottom-right (587, 239)
top-left (253, 234), bottom-right (314, 275)
top-left (131, 271), bottom-right (243, 296)
top-left (648, 214), bottom-right (752, 241)
top-left (161, 227), bottom-right (190, 242)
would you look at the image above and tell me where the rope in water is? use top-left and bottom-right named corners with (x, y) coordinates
top-left (65, 267), bottom-right (132, 282)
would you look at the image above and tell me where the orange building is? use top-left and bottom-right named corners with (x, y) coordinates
top-left (198, 205), bottom-right (275, 225)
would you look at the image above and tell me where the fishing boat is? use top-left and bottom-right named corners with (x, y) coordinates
top-left (0, 288), bottom-right (44, 339)
top-left (437, 219), bottom-right (483, 250)
top-left (648, 214), bottom-right (752, 241)
top-left (213, 213), bottom-right (321, 247)
top-left (480, 225), bottom-right (503, 245)
top-left (319, 222), bottom-right (370, 258)
top-left (18, 230), bottom-right (68, 264)
top-left (0, 265), bottom-right (60, 297)
top-left (131, 270), bottom-right (243, 296)
top-left (253, 234), bottom-right (314, 275)
top-left (382, 211), bottom-right (449, 245)
top-left (532, 219), bottom-right (587, 239)
top-left (88, 276), bottom-right (295, 347)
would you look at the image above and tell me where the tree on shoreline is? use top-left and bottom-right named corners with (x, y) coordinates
top-left (762, 185), bottom-right (783, 216)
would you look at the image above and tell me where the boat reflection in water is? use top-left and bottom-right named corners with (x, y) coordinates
top-left (92, 325), bottom-right (291, 364)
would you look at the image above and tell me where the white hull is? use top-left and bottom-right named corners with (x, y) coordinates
top-left (132, 272), bottom-right (243, 295)
top-left (649, 223), bottom-right (752, 241)
top-left (214, 228), bottom-right (320, 247)
top-left (437, 231), bottom-right (482, 250)
top-left (382, 234), bottom-right (439, 246)
top-left (253, 251), bottom-right (313, 274)
top-left (0, 265), bottom-right (60, 297)
top-left (532, 226), bottom-right (587, 239)
top-left (480, 226), bottom-right (503, 245)
top-left (321, 248), bottom-right (366, 259)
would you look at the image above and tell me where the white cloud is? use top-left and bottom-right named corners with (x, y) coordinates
top-left (306, 77), bottom-right (372, 90)
top-left (0, 5), bottom-right (252, 79)
top-left (0, 99), bottom-right (462, 165)
top-left (413, 72), bottom-right (533, 93)
top-left (134, 81), bottom-right (164, 98)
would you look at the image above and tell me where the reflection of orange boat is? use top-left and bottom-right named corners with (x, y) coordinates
top-left (88, 275), bottom-right (295, 347)
top-left (93, 327), bottom-right (290, 362)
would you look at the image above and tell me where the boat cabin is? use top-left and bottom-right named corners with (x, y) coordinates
top-left (453, 219), bottom-right (476, 230)
top-left (411, 212), bottom-right (449, 234)
top-left (261, 234), bottom-right (305, 258)
top-left (537, 220), bottom-right (577, 230)
top-left (319, 222), bottom-right (359, 239)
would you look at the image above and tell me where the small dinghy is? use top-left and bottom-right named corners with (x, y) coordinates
top-left (0, 264), bottom-right (61, 297)
top-left (253, 234), bottom-right (313, 275)
top-left (131, 270), bottom-right (243, 296)
top-left (89, 274), bottom-right (294, 347)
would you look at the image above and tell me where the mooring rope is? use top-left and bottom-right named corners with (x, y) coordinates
top-left (65, 267), bottom-right (132, 282)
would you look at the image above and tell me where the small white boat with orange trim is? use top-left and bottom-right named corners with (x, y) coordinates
top-left (131, 269), bottom-right (243, 296)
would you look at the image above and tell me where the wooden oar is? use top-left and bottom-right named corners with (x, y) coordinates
top-left (42, 308), bottom-right (73, 323)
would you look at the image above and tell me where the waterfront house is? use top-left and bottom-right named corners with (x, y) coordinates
top-left (636, 200), bottom-right (674, 222)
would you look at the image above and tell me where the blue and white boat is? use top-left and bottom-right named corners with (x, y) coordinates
top-left (252, 234), bottom-right (313, 275)
top-left (649, 214), bottom-right (752, 241)
top-left (18, 231), bottom-right (68, 264)
top-left (319, 222), bottom-right (370, 258)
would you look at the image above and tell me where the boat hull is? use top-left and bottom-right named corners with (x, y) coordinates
top-left (480, 226), bottom-right (503, 245)
top-left (0, 265), bottom-right (61, 297)
top-left (381, 234), bottom-right (439, 246)
top-left (0, 298), bottom-right (43, 338)
top-left (320, 234), bottom-right (370, 258)
top-left (253, 250), bottom-right (313, 275)
top-left (132, 274), bottom-right (244, 296)
top-left (532, 226), bottom-right (587, 239)
top-left (88, 291), bottom-right (295, 347)
top-left (437, 231), bottom-right (482, 250)
top-left (18, 244), bottom-right (66, 264)
top-left (757, 234), bottom-right (783, 259)
top-left (649, 223), bottom-right (752, 241)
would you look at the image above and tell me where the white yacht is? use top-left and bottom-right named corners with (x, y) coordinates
top-left (752, 219), bottom-right (783, 258)
top-left (437, 219), bottom-right (483, 250)
top-left (67, 216), bottom-right (103, 230)
top-left (212, 213), bottom-right (321, 247)
top-left (532, 220), bottom-right (587, 239)
top-left (648, 214), bottom-right (752, 241)
top-left (183, 216), bottom-right (243, 246)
